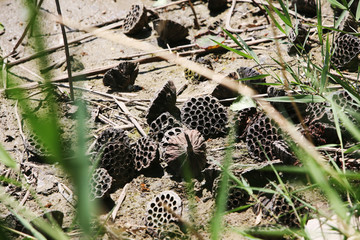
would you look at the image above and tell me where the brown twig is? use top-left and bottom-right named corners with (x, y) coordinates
top-left (188, 0), bottom-right (200, 29)
top-left (113, 98), bottom-right (147, 137)
top-left (54, 0), bottom-right (74, 101)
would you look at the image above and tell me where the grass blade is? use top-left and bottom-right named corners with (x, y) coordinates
top-left (0, 144), bottom-right (17, 169)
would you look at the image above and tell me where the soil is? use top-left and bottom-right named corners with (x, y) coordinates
top-left (0, 0), bottom-right (352, 239)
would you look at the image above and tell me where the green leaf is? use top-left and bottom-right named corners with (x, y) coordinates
top-left (0, 144), bottom-right (17, 169)
top-left (266, 95), bottom-right (325, 103)
top-left (237, 34), bottom-right (260, 63)
top-left (356, 0), bottom-right (360, 20)
top-left (215, 40), bottom-right (253, 59)
top-left (328, 0), bottom-right (347, 9)
top-left (10, 211), bottom-right (47, 240)
top-left (195, 34), bottom-right (225, 49)
top-left (273, 6), bottom-right (293, 28)
top-left (230, 95), bottom-right (257, 111)
top-left (345, 144), bottom-right (360, 153)
top-left (0, 23), bottom-right (4, 35)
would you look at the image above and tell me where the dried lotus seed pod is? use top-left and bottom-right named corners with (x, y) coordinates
top-left (162, 129), bottom-right (207, 178)
top-left (123, 4), bottom-right (149, 35)
top-left (180, 95), bottom-right (228, 139)
top-left (146, 80), bottom-right (180, 125)
top-left (89, 168), bottom-right (113, 201)
top-left (145, 190), bottom-right (182, 230)
top-left (103, 62), bottom-right (139, 91)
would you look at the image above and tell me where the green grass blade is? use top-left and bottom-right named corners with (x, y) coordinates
top-left (264, 5), bottom-right (286, 34)
top-left (266, 95), bottom-right (324, 103)
top-left (236, 35), bottom-right (260, 63)
top-left (215, 40), bottom-right (253, 59)
top-left (210, 130), bottom-right (235, 240)
top-left (356, 0), bottom-right (360, 20)
top-left (0, 144), bottom-right (17, 169)
top-left (317, 0), bottom-right (323, 45)
top-left (10, 211), bottom-right (46, 240)
top-left (320, 36), bottom-right (331, 93)
top-left (328, 0), bottom-right (347, 9)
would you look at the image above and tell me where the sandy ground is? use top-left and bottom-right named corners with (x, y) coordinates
top-left (0, 0), bottom-right (345, 239)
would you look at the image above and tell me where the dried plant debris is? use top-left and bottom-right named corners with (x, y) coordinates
top-left (246, 113), bottom-right (281, 161)
top-left (236, 67), bottom-right (267, 94)
top-left (146, 80), bottom-right (180, 125)
top-left (161, 129), bottom-right (207, 178)
top-left (148, 112), bottom-right (182, 142)
top-left (331, 34), bottom-right (360, 70)
top-left (153, 19), bottom-right (189, 44)
top-left (253, 185), bottom-right (307, 227)
top-left (133, 136), bottom-right (159, 172)
top-left (123, 4), bottom-right (149, 35)
top-left (145, 190), bottom-right (182, 235)
top-left (89, 168), bottom-right (112, 201)
top-left (184, 57), bottom-right (213, 82)
top-left (181, 95), bottom-right (228, 139)
top-left (234, 107), bottom-right (258, 141)
top-left (93, 132), bottom-right (135, 188)
top-left (103, 61), bottom-right (139, 91)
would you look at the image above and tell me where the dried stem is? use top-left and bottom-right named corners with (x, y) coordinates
top-left (54, 0), bottom-right (74, 101)
top-left (188, 0), bottom-right (200, 29)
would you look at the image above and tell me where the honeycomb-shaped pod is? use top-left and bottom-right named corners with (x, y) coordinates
top-left (25, 132), bottom-right (50, 158)
top-left (267, 86), bottom-right (286, 97)
top-left (234, 107), bottom-right (258, 140)
top-left (153, 19), bottom-right (189, 43)
top-left (146, 80), bottom-right (180, 125)
top-left (227, 187), bottom-right (250, 210)
top-left (184, 57), bottom-right (213, 82)
top-left (123, 4), bottom-right (148, 35)
top-left (254, 186), bottom-right (305, 227)
top-left (96, 141), bottom-right (135, 188)
top-left (181, 95), bottom-right (228, 139)
top-left (94, 128), bottom-right (131, 153)
top-left (159, 127), bottom-right (184, 159)
top-left (162, 129), bottom-right (207, 177)
top-left (246, 113), bottom-right (280, 161)
top-left (146, 190), bottom-right (182, 229)
top-left (331, 34), bottom-right (360, 70)
top-left (288, 23), bottom-right (308, 45)
top-left (212, 176), bottom-right (250, 211)
top-left (133, 136), bottom-right (159, 171)
top-left (332, 90), bottom-right (360, 113)
top-left (89, 168), bottom-right (112, 201)
top-left (103, 62), bottom-right (139, 91)
top-left (148, 112), bottom-right (182, 142)
top-left (236, 67), bottom-right (267, 94)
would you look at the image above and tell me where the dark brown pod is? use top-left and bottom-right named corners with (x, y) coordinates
top-left (103, 62), bottom-right (139, 91)
top-left (153, 19), bottom-right (189, 43)
top-left (123, 4), bottom-right (149, 35)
